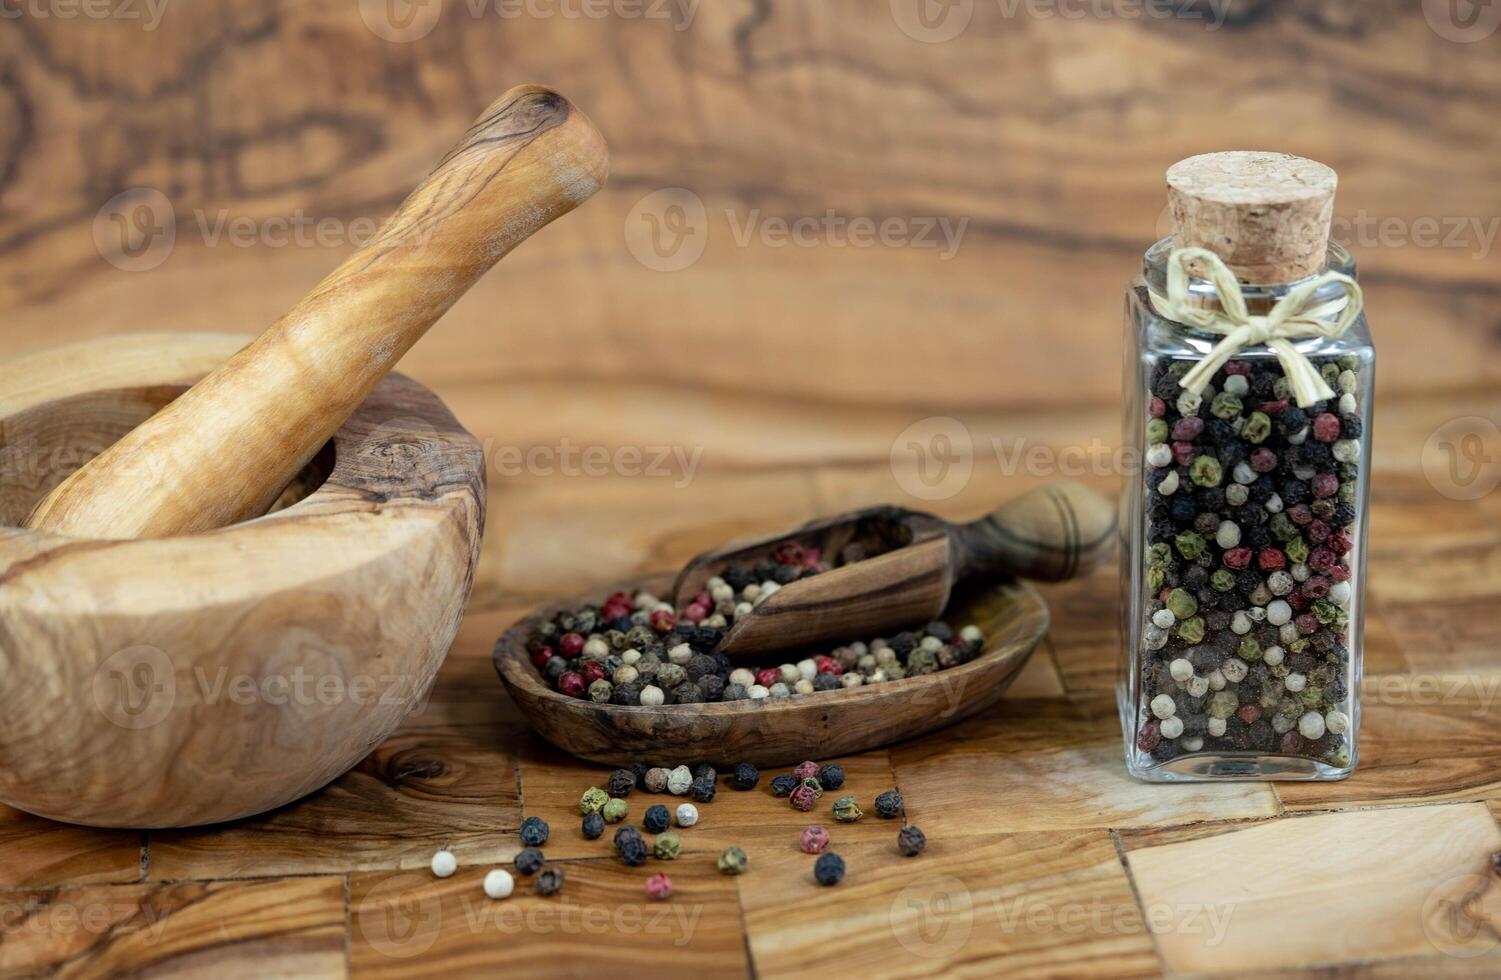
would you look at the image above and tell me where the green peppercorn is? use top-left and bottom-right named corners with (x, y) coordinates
top-left (579, 786), bottom-right (609, 815)
top-left (1174, 531), bottom-right (1207, 560)
top-left (602, 798), bottom-right (629, 824)
top-left (1312, 599), bottom-right (1339, 625)
top-left (1211, 569), bottom-right (1236, 592)
top-left (1178, 616), bottom-right (1206, 644)
top-left (1147, 567), bottom-right (1167, 592)
top-left (1238, 636), bottom-right (1262, 661)
top-left (1210, 392), bottom-right (1242, 419)
top-left (1286, 537), bottom-right (1310, 564)
top-left (1242, 411), bottom-right (1272, 444)
top-left (1148, 543), bottom-right (1174, 568)
top-left (1189, 456), bottom-right (1223, 488)
top-left (1147, 418), bottom-right (1170, 444)
top-left (832, 795), bottom-right (863, 822)
top-left (717, 846), bottom-right (749, 875)
top-left (653, 831), bottom-right (682, 860)
top-left (1166, 588), bottom-right (1198, 620)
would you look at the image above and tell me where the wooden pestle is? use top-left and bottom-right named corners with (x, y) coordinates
top-left (27, 85), bottom-right (608, 540)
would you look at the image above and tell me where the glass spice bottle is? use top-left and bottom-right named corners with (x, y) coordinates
top-left (1119, 152), bottom-right (1373, 781)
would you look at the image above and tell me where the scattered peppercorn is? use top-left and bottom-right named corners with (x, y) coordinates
top-left (618, 833), bottom-right (648, 866)
top-left (832, 795), bottom-right (864, 822)
top-left (582, 812), bottom-right (605, 840)
top-left (771, 773), bottom-right (799, 797)
top-left (816, 764), bottom-right (845, 791)
top-left (535, 866), bottom-right (565, 896)
top-left (579, 787), bottom-right (609, 815)
top-left (607, 769), bottom-right (636, 798)
top-left (514, 847), bottom-right (544, 876)
top-left (733, 762), bottom-right (760, 790)
top-left (602, 798), bottom-right (629, 824)
top-left (689, 775), bottom-right (717, 804)
top-left (666, 766), bottom-right (693, 795)
top-left (675, 803), bottom-right (699, 828)
top-left (520, 816), bottom-right (549, 847)
top-left (717, 846), bottom-right (749, 875)
top-left (653, 831), bottom-right (682, 860)
top-left (790, 781), bottom-right (819, 812)
top-left (874, 790), bottom-right (904, 819)
top-left (897, 824), bottom-right (927, 856)
top-left (792, 761), bottom-right (819, 780)
top-left (814, 851), bottom-right (846, 886)
top-left (643, 804), bottom-right (670, 833)
top-left (645, 872), bottom-right (673, 900)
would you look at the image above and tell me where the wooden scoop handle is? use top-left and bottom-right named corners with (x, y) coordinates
top-left (950, 482), bottom-right (1116, 582)
top-left (27, 85), bottom-right (608, 540)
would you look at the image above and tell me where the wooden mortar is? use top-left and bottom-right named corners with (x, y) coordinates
top-left (0, 333), bottom-right (485, 828)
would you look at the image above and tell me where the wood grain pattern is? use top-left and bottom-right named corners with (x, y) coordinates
top-left (493, 574), bottom-right (1050, 768)
top-left (0, 806), bottom-right (142, 890)
top-left (1123, 803), bottom-right (1501, 974)
top-left (0, 334), bottom-right (485, 828)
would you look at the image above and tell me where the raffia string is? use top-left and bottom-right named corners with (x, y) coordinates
top-left (1147, 247), bottom-right (1364, 409)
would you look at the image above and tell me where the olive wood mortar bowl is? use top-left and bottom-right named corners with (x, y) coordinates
top-left (493, 573), bottom-right (1048, 767)
top-left (0, 333), bottom-right (485, 828)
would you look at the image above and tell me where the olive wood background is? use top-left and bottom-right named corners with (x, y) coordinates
top-left (3, 2), bottom-right (1501, 977)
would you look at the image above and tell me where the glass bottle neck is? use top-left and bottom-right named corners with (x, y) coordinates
top-left (1141, 237), bottom-right (1358, 318)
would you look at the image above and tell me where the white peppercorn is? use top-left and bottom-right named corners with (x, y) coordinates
top-left (667, 766), bottom-right (693, 795)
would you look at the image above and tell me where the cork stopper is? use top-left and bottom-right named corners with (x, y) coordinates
top-left (1167, 151), bottom-right (1337, 284)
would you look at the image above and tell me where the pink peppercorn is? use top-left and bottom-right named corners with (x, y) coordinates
top-left (1258, 548), bottom-right (1287, 572)
top-left (531, 646), bottom-right (555, 669)
top-left (1172, 442), bottom-right (1197, 466)
top-left (1303, 577), bottom-right (1330, 599)
top-left (683, 603), bottom-right (709, 624)
top-left (756, 668), bottom-right (782, 688)
top-left (1171, 417), bottom-right (1204, 442)
top-left (1237, 704), bottom-right (1261, 724)
top-left (793, 761), bottom-right (820, 780)
top-left (1306, 519), bottom-right (1330, 544)
top-left (1288, 504), bottom-right (1313, 526)
top-left (645, 872), bottom-right (673, 900)
top-left (1329, 564), bottom-right (1351, 583)
top-left (1287, 589), bottom-right (1308, 611)
top-left (1136, 721), bottom-right (1161, 752)
top-left (790, 783), bottom-right (819, 812)
top-left (560, 633), bottom-right (585, 657)
top-left (1250, 448), bottom-right (1278, 473)
top-left (649, 609), bottom-right (676, 632)
top-left (1312, 473), bottom-right (1340, 499)
top-left (559, 672), bottom-right (586, 698)
top-left (1279, 732), bottom-right (1305, 754)
top-left (1150, 396), bottom-right (1166, 418)
top-left (1225, 360), bottom-right (1252, 376)
top-left (814, 655), bottom-right (842, 676)
top-left (800, 826), bottom-right (831, 854)
top-left (773, 541), bottom-right (805, 566)
top-left (800, 547), bottom-right (824, 572)
top-left (581, 661), bottom-right (607, 685)
top-left (1296, 613), bottom-right (1320, 636)
top-left (1308, 547), bottom-right (1337, 573)
top-left (1259, 399), bottom-right (1290, 415)
top-left (1312, 413), bottom-right (1342, 443)
top-left (1223, 547), bottom-right (1253, 570)
top-left (1328, 529), bottom-right (1353, 555)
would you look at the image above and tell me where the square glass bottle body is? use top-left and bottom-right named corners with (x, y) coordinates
top-left (1119, 239), bottom-right (1374, 781)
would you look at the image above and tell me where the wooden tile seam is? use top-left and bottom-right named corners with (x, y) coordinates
top-left (1109, 828), bottom-right (1171, 977)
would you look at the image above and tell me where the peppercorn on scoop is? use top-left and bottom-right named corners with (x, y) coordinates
top-left (672, 481), bottom-right (1115, 659)
top-left (27, 85), bottom-right (608, 540)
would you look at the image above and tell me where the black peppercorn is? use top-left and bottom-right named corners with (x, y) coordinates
top-left (697, 675), bottom-right (726, 701)
top-left (897, 824), bottom-right (927, 857)
top-left (618, 834), bottom-right (648, 866)
top-left (771, 773), bottom-right (799, 797)
top-left (643, 804), bottom-right (670, 834)
top-left (615, 824), bottom-right (643, 847)
top-left (671, 683), bottom-right (703, 704)
top-left (607, 769), bottom-right (635, 798)
top-left (689, 776), bottom-right (716, 804)
top-left (520, 816), bottom-right (549, 847)
top-left (612, 682), bottom-right (642, 706)
top-left (814, 851), bottom-right (845, 886)
top-left (515, 846), bottom-right (544, 876)
top-left (813, 673), bottom-right (840, 692)
top-left (692, 763), bottom-right (716, 782)
top-left (631, 762), bottom-right (650, 785)
top-left (536, 866), bottom-right (565, 895)
top-left (732, 762), bottom-right (760, 790)
top-left (582, 812), bottom-right (605, 840)
top-left (686, 655), bottom-right (718, 682)
top-left (816, 764), bottom-right (845, 791)
top-left (874, 790), bottom-right (904, 819)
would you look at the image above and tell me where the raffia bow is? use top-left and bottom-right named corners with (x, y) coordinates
top-left (1148, 247), bottom-right (1364, 408)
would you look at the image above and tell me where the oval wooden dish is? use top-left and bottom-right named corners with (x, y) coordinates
top-left (493, 574), bottom-right (1049, 767)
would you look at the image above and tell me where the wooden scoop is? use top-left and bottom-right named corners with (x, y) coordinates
top-left (27, 85), bottom-right (608, 540)
top-left (672, 482), bottom-right (1116, 659)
